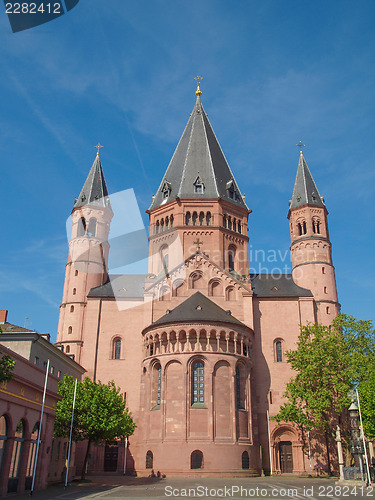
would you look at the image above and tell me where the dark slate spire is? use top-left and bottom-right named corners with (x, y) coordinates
top-left (149, 86), bottom-right (247, 210)
top-left (73, 153), bottom-right (112, 211)
top-left (289, 151), bottom-right (325, 209)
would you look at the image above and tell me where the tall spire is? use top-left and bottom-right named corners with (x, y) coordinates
top-left (149, 83), bottom-right (247, 210)
top-left (289, 150), bottom-right (324, 209)
top-left (73, 153), bottom-right (111, 211)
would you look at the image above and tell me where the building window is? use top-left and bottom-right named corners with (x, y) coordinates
top-left (324, 286), bottom-right (327, 294)
top-left (238, 221), bottom-right (241, 233)
top-left (77, 217), bottom-right (86, 237)
top-left (228, 245), bottom-right (236, 272)
top-left (322, 267), bottom-right (325, 274)
top-left (199, 211), bottom-right (204, 226)
top-left (194, 176), bottom-right (205, 194)
top-left (242, 451), bottom-right (250, 469)
top-left (57, 370), bottom-right (62, 379)
top-left (228, 216), bottom-right (232, 230)
top-left (9, 420), bottom-right (25, 485)
top-left (192, 361), bottom-right (204, 404)
top-left (70, 305), bottom-right (74, 313)
top-left (192, 212), bottom-right (198, 226)
top-left (66, 345), bottom-right (70, 354)
top-left (50, 366), bottom-right (55, 375)
top-left (312, 218), bottom-right (321, 234)
top-left (26, 423), bottom-right (39, 480)
top-left (34, 356), bottom-right (39, 366)
top-left (113, 338), bottom-right (121, 360)
top-left (87, 218), bottom-right (97, 237)
top-left (75, 270), bottom-right (79, 276)
top-left (236, 367), bottom-right (245, 410)
top-left (223, 215), bottom-right (227, 228)
top-left (326, 306), bottom-right (330, 314)
top-left (275, 341), bottom-right (283, 362)
top-left (191, 450), bottom-right (203, 469)
top-left (72, 288), bottom-right (77, 295)
top-left (146, 450), bottom-right (153, 469)
top-left (43, 362), bottom-right (47, 370)
top-left (0, 416), bottom-right (8, 474)
top-left (68, 326), bottom-right (72, 334)
top-left (185, 212), bottom-right (191, 225)
top-left (206, 212), bottom-right (211, 225)
top-left (152, 363), bottom-right (162, 408)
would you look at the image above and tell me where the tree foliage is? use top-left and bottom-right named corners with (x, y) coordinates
top-left (54, 376), bottom-right (136, 478)
top-left (273, 314), bottom-right (375, 471)
top-left (0, 352), bottom-right (15, 382)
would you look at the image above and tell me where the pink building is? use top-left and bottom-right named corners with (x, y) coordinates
top-left (56, 83), bottom-right (340, 476)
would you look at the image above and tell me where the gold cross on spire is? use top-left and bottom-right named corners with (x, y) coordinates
top-left (193, 237), bottom-right (203, 252)
top-left (296, 141), bottom-right (305, 154)
top-left (94, 142), bottom-right (103, 156)
top-left (194, 75), bottom-right (203, 96)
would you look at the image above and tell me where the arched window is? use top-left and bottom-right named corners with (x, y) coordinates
top-left (298, 223), bottom-right (303, 236)
top-left (87, 218), bottom-right (97, 237)
top-left (8, 420), bottom-right (25, 492)
top-left (70, 305), bottom-right (74, 313)
top-left (74, 270), bottom-right (79, 276)
top-left (228, 245), bottom-right (236, 272)
top-left (146, 450), bottom-right (153, 469)
top-left (192, 361), bottom-right (204, 404)
top-left (190, 271), bottom-right (203, 289)
top-left (165, 216), bottom-right (169, 230)
top-left (152, 363), bottom-right (161, 408)
top-left (303, 221), bottom-right (307, 234)
top-left (160, 219), bottom-right (164, 232)
top-left (191, 450), bottom-right (203, 469)
top-left (66, 345), bottom-right (70, 353)
top-left (72, 288), bottom-right (77, 295)
top-left (172, 279), bottom-right (185, 297)
top-left (160, 245), bottom-right (169, 273)
top-left (155, 221), bottom-right (160, 234)
top-left (236, 367), bottom-right (245, 410)
top-left (324, 286), bottom-right (327, 294)
top-left (238, 220), bottom-right (241, 233)
top-left (242, 451), bottom-right (250, 469)
top-left (313, 218), bottom-right (321, 234)
top-left (226, 286), bottom-right (235, 301)
top-left (25, 423), bottom-right (39, 488)
top-left (185, 212), bottom-right (191, 226)
top-left (223, 215), bottom-right (227, 228)
top-left (228, 216), bottom-right (232, 230)
top-left (68, 326), bottom-right (72, 334)
top-left (0, 416), bottom-right (8, 474)
top-left (326, 306), bottom-right (330, 314)
top-left (206, 212), bottom-right (211, 226)
top-left (77, 217), bottom-right (86, 237)
top-left (113, 338), bottom-right (121, 360)
top-left (209, 280), bottom-right (222, 297)
top-left (275, 341), bottom-right (283, 362)
top-left (170, 214), bottom-right (174, 228)
top-left (322, 267), bottom-right (325, 274)
top-left (192, 212), bottom-right (198, 226)
top-left (199, 212), bottom-right (204, 226)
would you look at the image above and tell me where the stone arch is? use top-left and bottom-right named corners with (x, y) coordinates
top-left (172, 279), bottom-right (186, 297)
top-left (189, 270), bottom-right (204, 289)
top-left (225, 285), bottom-right (236, 301)
top-left (208, 278), bottom-right (223, 297)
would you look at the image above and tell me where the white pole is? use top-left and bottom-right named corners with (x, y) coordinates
top-left (31, 359), bottom-right (50, 495)
top-left (356, 388), bottom-right (371, 485)
top-left (123, 437), bottom-right (128, 475)
top-left (65, 378), bottom-right (78, 488)
top-left (307, 430), bottom-right (313, 476)
top-left (266, 410), bottom-right (273, 475)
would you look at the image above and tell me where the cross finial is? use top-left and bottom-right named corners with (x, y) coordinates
top-left (193, 237), bottom-right (203, 252)
top-left (194, 75), bottom-right (203, 96)
top-left (296, 141), bottom-right (305, 154)
top-left (94, 142), bottom-right (103, 156)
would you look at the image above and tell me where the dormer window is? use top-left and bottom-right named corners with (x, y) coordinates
top-left (226, 180), bottom-right (237, 200)
top-left (194, 176), bottom-right (205, 194)
top-left (161, 181), bottom-right (172, 199)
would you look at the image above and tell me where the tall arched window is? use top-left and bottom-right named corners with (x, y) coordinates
top-left (113, 338), bottom-right (121, 360)
top-left (192, 361), bottom-right (204, 404)
top-left (275, 341), bottom-right (283, 362)
top-left (228, 216), bottom-right (232, 230)
top-left (228, 245), bottom-right (236, 272)
top-left (87, 218), bottom-right (97, 237)
top-left (160, 245), bottom-right (169, 273)
top-left (77, 217), bottom-right (86, 237)
top-left (8, 420), bottom-right (25, 492)
top-left (0, 416), bottom-right (8, 474)
top-left (25, 423), bottom-right (39, 490)
top-left (206, 212), bottom-right (211, 226)
top-left (152, 363), bottom-right (161, 408)
top-left (146, 450), bottom-right (153, 469)
top-left (170, 214), bottom-right (174, 228)
top-left (192, 212), bottom-right (198, 226)
top-left (68, 326), bottom-right (72, 334)
top-left (199, 212), bottom-right (204, 226)
top-left (155, 221), bottom-right (160, 234)
top-left (223, 215), bottom-right (227, 228)
top-left (185, 212), bottom-right (191, 225)
top-left (236, 366), bottom-right (245, 410)
top-left (191, 450), bottom-right (203, 469)
top-left (238, 220), bottom-right (241, 233)
top-left (242, 451), bottom-right (250, 469)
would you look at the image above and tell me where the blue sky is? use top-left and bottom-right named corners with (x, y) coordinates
top-left (0, 1), bottom-right (374, 339)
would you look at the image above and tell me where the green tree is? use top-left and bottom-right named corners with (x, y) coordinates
top-left (273, 314), bottom-right (375, 474)
top-left (54, 376), bottom-right (136, 479)
top-left (0, 352), bottom-right (15, 382)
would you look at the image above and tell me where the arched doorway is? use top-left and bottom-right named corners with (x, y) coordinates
top-left (279, 441), bottom-right (293, 473)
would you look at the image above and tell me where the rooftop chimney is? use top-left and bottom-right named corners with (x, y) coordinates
top-left (0, 310), bottom-right (8, 324)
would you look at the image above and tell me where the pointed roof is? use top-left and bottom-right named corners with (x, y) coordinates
top-left (73, 153), bottom-right (112, 211)
top-left (289, 151), bottom-right (324, 210)
top-left (149, 92), bottom-right (247, 210)
top-left (150, 291), bottom-right (246, 328)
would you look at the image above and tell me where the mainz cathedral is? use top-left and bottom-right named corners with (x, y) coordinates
top-left (56, 81), bottom-right (340, 476)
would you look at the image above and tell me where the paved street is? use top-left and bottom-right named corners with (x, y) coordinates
top-left (11, 476), bottom-right (374, 499)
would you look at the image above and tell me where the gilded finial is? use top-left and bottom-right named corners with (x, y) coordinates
top-left (94, 142), bottom-right (103, 156)
top-left (296, 141), bottom-right (305, 154)
top-left (194, 75), bottom-right (203, 96)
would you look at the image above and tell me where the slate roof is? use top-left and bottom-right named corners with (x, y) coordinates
top-left (289, 152), bottom-right (324, 210)
top-left (151, 291), bottom-right (246, 328)
top-left (73, 154), bottom-right (112, 211)
top-left (88, 274), bottom-right (146, 298)
top-left (0, 322), bottom-right (36, 334)
top-left (250, 274), bottom-right (313, 297)
top-left (149, 94), bottom-right (248, 210)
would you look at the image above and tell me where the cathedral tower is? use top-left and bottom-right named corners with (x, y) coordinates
top-left (288, 149), bottom-right (339, 324)
top-left (147, 82), bottom-right (251, 279)
top-left (56, 152), bottom-right (113, 362)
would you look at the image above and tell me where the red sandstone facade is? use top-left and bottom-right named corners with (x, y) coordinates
top-left (56, 88), bottom-right (340, 476)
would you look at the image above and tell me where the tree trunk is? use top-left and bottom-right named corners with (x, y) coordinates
top-left (81, 439), bottom-right (92, 480)
top-left (324, 431), bottom-right (332, 475)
